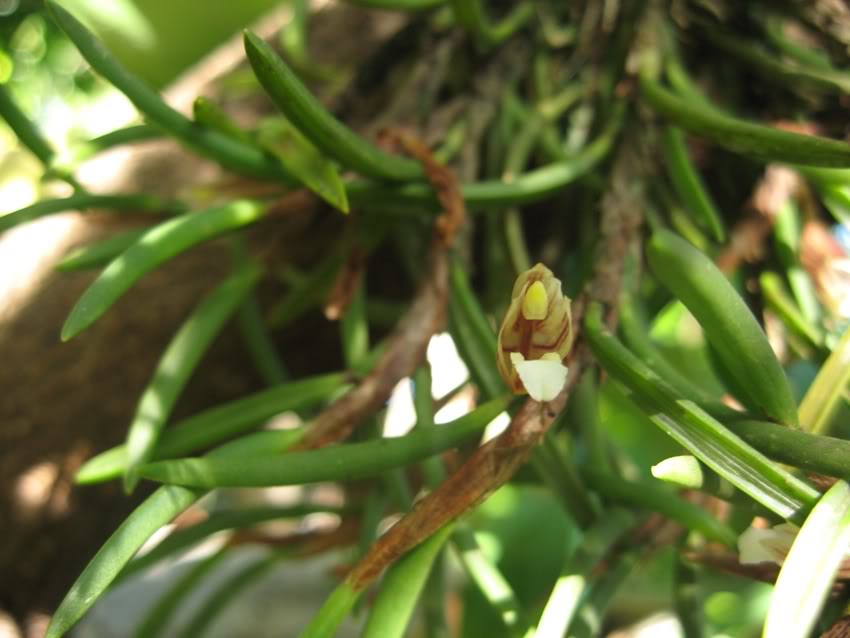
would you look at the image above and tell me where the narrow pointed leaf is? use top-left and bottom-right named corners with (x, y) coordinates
top-left (76, 372), bottom-right (342, 485)
top-left (1, 193), bottom-right (177, 234)
top-left (582, 470), bottom-right (737, 546)
top-left (257, 119), bottom-right (348, 213)
top-left (121, 504), bottom-right (339, 581)
top-left (799, 327), bottom-right (850, 435)
top-left (46, 485), bottom-right (203, 638)
top-left (55, 123), bottom-right (162, 172)
top-left (448, 257), bottom-right (504, 400)
top-left (661, 126), bottom-right (725, 241)
top-left (0, 82), bottom-right (54, 165)
top-left (346, 115), bottom-right (621, 212)
top-left (535, 509), bottom-right (635, 638)
top-left (122, 267), bottom-right (260, 492)
top-left (452, 526), bottom-right (528, 633)
top-left (641, 75), bottom-right (850, 167)
top-left (46, 429), bottom-right (303, 638)
top-left (764, 481), bottom-right (850, 638)
top-left (62, 199), bottom-right (266, 341)
top-left (192, 96), bottom-right (255, 146)
top-left (361, 524), bottom-right (454, 638)
top-left (139, 395), bottom-right (511, 488)
top-left (174, 554), bottom-right (277, 638)
top-left (243, 30), bottom-right (422, 181)
top-left (299, 579), bottom-right (360, 638)
top-left (46, 1), bottom-right (287, 179)
top-left (729, 419), bottom-right (850, 481)
top-left (56, 228), bottom-right (148, 272)
top-left (132, 549), bottom-right (229, 638)
top-left (585, 304), bottom-right (819, 522)
top-left (647, 229), bottom-right (799, 426)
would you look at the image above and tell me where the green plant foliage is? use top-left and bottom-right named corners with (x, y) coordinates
top-left (138, 395), bottom-right (511, 488)
top-left (61, 200), bottom-right (266, 340)
top-left (361, 524), bottom-right (454, 638)
top-left (647, 230), bottom-right (799, 426)
top-left (122, 266), bottom-right (261, 492)
top-left (11, 2), bottom-right (850, 637)
top-left (764, 481), bottom-right (850, 638)
top-left (244, 30), bottom-right (423, 181)
top-left (75, 372), bottom-right (341, 484)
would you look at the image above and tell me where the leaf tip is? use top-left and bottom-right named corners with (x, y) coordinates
top-left (60, 318), bottom-right (78, 342)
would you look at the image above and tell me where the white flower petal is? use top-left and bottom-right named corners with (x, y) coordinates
top-left (513, 358), bottom-right (568, 402)
top-left (738, 523), bottom-right (799, 565)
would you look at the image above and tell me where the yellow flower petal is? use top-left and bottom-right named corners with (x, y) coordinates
top-left (522, 281), bottom-right (548, 320)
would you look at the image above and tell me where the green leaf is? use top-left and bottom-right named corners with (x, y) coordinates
top-left (799, 327), bottom-right (850, 435)
top-left (54, 123), bottom-right (162, 173)
top-left (0, 82), bottom-right (54, 165)
top-left (535, 509), bottom-right (635, 638)
top-left (361, 524), bottom-right (454, 638)
top-left (568, 552), bottom-right (639, 638)
top-left (76, 372), bottom-right (342, 484)
top-left (585, 304), bottom-right (819, 522)
top-left (236, 293), bottom-right (289, 386)
top-left (61, 199), bottom-right (266, 341)
top-left (641, 75), bottom-right (850, 167)
top-left (450, 0), bottom-right (534, 49)
top-left (728, 419), bottom-right (850, 481)
top-left (46, 429), bottom-right (304, 638)
top-left (56, 228), bottom-right (148, 272)
top-left (448, 257), bottom-right (504, 401)
top-left (192, 96), bottom-right (255, 146)
top-left (46, 1), bottom-right (287, 179)
top-left (647, 229), bottom-right (799, 426)
top-left (122, 267), bottom-right (260, 492)
top-left (299, 579), bottom-right (360, 638)
top-left (582, 470), bottom-right (736, 546)
top-left (340, 281), bottom-right (369, 368)
top-left (243, 30), bottom-right (422, 181)
top-left (174, 554), bottom-right (277, 638)
top-left (131, 549), bottom-right (229, 638)
top-left (705, 28), bottom-right (850, 95)
top-left (139, 395), bottom-right (511, 488)
top-left (121, 505), bottom-right (338, 582)
top-left (413, 365), bottom-right (447, 488)
top-left (46, 485), bottom-right (203, 638)
top-left (764, 481), bottom-right (850, 638)
top-left (661, 126), bottom-right (725, 242)
top-left (452, 526), bottom-right (528, 633)
top-left (773, 200), bottom-right (821, 325)
top-left (1, 193), bottom-right (177, 234)
top-left (759, 272), bottom-right (823, 350)
top-left (257, 118), bottom-right (349, 213)
top-left (346, 115), bottom-right (620, 212)
top-left (230, 235), bottom-right (289, 386)
top-left (617, 297), bottom-right (733, 417)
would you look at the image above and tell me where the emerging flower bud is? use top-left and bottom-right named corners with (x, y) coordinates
top-left (651, 455), bottom-right (704, 489)
top-left (497, 264), bottom-right (573, 401)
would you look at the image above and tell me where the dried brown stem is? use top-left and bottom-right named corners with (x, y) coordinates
top-left (228, 518), bottom-right (360, 557)
top-left (324, 246), bottom-right (366, 321)
top-left (299, 245), bottom-right (448, 449)
top-left (341, 97), bottom-right (648, 596)
top-left (298, 133), bottom-right (464, 449)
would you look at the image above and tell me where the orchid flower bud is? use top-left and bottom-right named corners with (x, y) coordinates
top-left (496, 264), bottom-right (573, 402)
